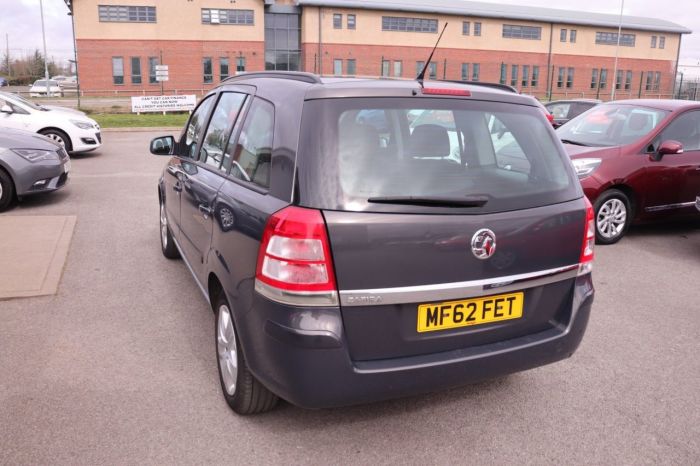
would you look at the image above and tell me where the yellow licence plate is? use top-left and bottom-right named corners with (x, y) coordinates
top-left (417, 292), bottom-right (524, 333)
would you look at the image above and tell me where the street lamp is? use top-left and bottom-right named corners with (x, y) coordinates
top-left (39, 0), bottom-right (50, 97)
top-left (610, 0), bottom-right (625, 101)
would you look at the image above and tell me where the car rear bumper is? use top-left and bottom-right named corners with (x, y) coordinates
top-left (238, 273), bottom-right (594, 409)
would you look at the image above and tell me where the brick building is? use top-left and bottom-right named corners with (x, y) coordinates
top-left (65, 0), bottom-right (691, 99)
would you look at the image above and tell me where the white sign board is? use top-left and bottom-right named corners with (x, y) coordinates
top-left (131, 95), bottom-right (196, 113)
top-left (155, 70), bottom-right (169, 77)
top-left (155, 65), bottom-right (169, 71)
top-left (155, 75), bottom-right (169, 82)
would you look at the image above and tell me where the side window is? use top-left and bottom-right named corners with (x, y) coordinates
top-left (486, 114), bottom-right (530, 174)
top-left (198, 92), bottom-right (247, 169)
top-left (661, 111), bottom-right (700, 152)
top-left (227, 98), bottom-right (274, 188)
top-left (547, 103), bottom-right (571, 119)
top-left (182, 95), bottom-right (215, 159)
top-left (619, 109), bottom-right (659, 142)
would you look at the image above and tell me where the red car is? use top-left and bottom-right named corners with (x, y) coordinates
top-left (557, 99), bottom-right (700, 244)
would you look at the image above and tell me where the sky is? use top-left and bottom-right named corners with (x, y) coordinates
top-left (2, 0), bottom-right (699, 73)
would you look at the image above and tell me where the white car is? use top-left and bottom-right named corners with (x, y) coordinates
top-left (0, 91), bottom-right (101, 153)
top-left (29, 79), bottom-right (63, 98)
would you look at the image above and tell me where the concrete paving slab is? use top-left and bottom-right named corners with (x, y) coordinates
top-left (0, 215), bottom-right (76, 299)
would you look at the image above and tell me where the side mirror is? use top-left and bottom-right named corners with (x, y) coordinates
top-left (0, 105), bottom-right (12, 114)
top-left (652, 140), bottom-right (683, 161)
top-left (150, 135), bottom-right (175, 156)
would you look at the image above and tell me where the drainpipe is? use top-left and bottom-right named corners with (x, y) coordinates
top-left (318, 8), bottom-right (322, 75)
top-left (545, 23), bottom-right (553, 100)
top-left (671, 34), bottom-right (683, 98)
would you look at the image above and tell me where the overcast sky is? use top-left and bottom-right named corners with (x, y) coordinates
top-left (2, 0), bottom-right (699, 71)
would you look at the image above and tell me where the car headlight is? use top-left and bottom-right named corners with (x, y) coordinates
top-left (71, 119), bottom-right (94, 130)
top-left (571, 158), bottom-right (602, 178)
top-left (12, 148), bottom-right (59, 162)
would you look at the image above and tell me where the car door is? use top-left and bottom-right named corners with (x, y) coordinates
top-left (162, 94), bottom-right (216, 243)
top-left (643, 110), bottom-right (700, 217)
top-left (178, 91), bottom-right (248, 284)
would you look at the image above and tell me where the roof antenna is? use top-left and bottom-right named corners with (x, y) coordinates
top-left (416, 22), bottom-right (448, 87)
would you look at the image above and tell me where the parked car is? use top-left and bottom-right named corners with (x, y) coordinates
top-left (545, 99), bottom-right (601, 128)
top-left (558, 99), bottom-right (700, 244)
top-left (150, 72), bottom-right (595, 414)
top-left (0, 127), bottom-right (70, 211)
top-left (0, 77), bottom-right (8, 87)
top-left (29, 79), bottom-right (63, 98)
top-left (0, 91), bottom-right (101, 153)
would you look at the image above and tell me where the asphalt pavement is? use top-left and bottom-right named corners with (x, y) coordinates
top-left (1, 131), bottom-right (699, 465)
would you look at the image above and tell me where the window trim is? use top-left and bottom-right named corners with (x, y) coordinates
top-left (347, 14), bottom-right (356, 30)
top-left (382, 15), bottom-right (438, 33)
top-left (502, 24), bottom-right (542, 40)
top-left (333, 13), bottom-right (342, 29)
top-left (595, 31), bottom-right (636, 47)
top-left (462, 21), bottom-right (470, 36)
top-left (473, 22), bottom-right (482, 36)
top-left (112, 56), bottom-right (124, 85)
top-left (203, 57), bottom-right (213, 84)
top-left (560, 28), bottom-right (567, 42)
top-left (98, 5), bottom-right (156, 23)
top-left (130, 56), bottom-right (142, 85)
top-left (201, 8), bottom-right (254, 26)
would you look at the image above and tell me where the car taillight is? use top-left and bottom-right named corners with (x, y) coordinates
top-left (255, 206), bottom-right (339, 306)
top-left (579, 197), bottom-right (595, 276)
top-left (546, 112), bottom-right (554, 123)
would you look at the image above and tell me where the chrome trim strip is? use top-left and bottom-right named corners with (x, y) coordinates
top-left (645, 201), bottom-right (696, 213)
top-left (339, 264), bottom-right (580, 307)
top-left (255, 279), bottom-right (339, 307)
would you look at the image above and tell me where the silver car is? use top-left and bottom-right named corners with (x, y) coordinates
top-left (0, 127), bottom-right (71, 211)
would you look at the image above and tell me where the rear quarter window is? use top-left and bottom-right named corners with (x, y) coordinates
top-left (297, 97), bottom-right (580, 214)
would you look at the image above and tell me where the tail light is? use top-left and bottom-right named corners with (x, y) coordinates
top-left (255, 206), bottom-right (339, 306)
top-left (546, 112), bottom-right (554, 124)
top-left (578, 197), bottom-right (595, 276)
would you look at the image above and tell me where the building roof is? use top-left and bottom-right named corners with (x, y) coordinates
top-left (298, 0), bottom-right (692, 34)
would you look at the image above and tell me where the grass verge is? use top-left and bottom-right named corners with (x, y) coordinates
top-left (92, 113), bottom-right (189, 128)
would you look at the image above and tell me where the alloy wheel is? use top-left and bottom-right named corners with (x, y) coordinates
top-left (160, 203), bottom-right (168, 248)
top-left (596, 198), bottom-right (627, 240)
top-left (217, 304), bottom-right (238, 396)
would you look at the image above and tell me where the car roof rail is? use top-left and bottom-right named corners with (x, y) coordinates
top-left (438, 80), bottom-right (518, 94)
top-left (222, 71), bottom-right (322, 85)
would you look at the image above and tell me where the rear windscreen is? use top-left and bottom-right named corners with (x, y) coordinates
top-left (297, 98), bottom-right (580, 214)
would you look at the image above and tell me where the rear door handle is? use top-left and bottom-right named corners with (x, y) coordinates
top-left (173, 184), bottom-right (182, 193)
top-left (199, 204), bottom-right (213, 218)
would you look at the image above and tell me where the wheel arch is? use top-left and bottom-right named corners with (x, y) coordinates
top-left (38, 127), bottom-right (73, 146)
top-left (602, 184), bottom-right (637, 220)
top-left (0, 163), bottom-right (17, 199)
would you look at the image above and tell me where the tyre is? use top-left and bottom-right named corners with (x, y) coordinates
top-left (594, 189), bottom-right (632, 245)
top-left (0, 168), bottom-right (15, 212)
top-left (214, 292), bottom-right (279, 415)
top-left (39, 128), bottom-right (73, 153)
top-left (159, 200), bottom-right (180, 259)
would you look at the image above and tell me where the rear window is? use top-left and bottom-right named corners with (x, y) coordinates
top-left (297, 97), bottom-right (579, 214)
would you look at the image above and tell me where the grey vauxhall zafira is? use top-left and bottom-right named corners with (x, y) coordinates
top-left (150, 72), bottom-right (595, 415)
top-left (0, 127), bottom-right (70, 211)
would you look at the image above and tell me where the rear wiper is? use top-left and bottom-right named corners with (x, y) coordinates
top-left (367, 195), bottom-right (489, 207)
top-left (560, 139), bottom-right (588, 146)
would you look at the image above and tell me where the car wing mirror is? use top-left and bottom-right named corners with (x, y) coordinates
top-left (652, 140), bottom-right (683, 161)
top-left (0, 105), bottom-right (12, 114)
top-left (150, 135), bottom-right (176, 156)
